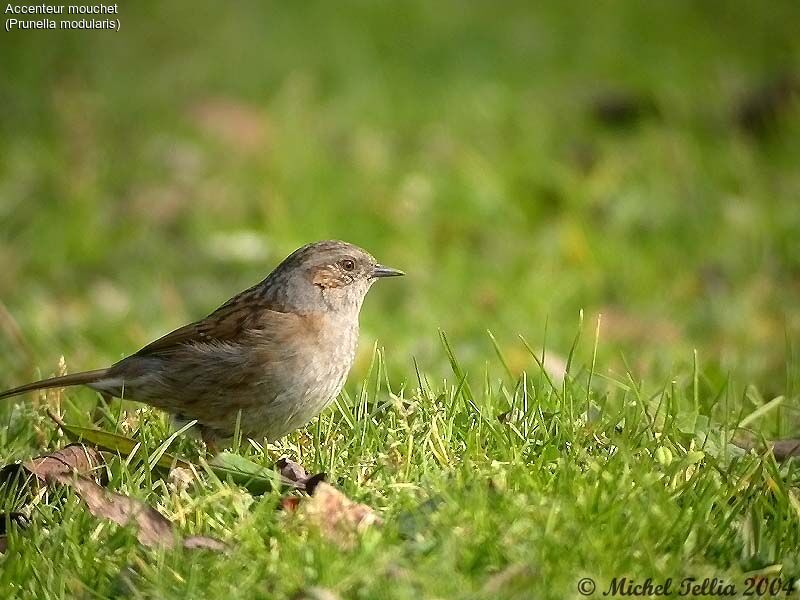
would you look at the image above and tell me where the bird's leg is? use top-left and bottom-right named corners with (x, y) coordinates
top-left (200, 427), bottom-right (220, 455)
top-left (274, 456), bottom-right (323, 492)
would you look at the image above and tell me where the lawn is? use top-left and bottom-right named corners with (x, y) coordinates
top-left (1, 1), bottom-right (799, 598)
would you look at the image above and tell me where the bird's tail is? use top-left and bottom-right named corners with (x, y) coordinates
top-left (0, 368), bottom-right (110, 400)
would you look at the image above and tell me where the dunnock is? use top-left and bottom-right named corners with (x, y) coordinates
top-left (0, 240), bottom-right (404, 445)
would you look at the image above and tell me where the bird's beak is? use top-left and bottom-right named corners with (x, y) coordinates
top-left (372, 264), bottom-right (405, 278)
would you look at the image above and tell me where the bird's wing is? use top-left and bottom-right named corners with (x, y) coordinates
top-left (130, 287), bottom-right (278, 358)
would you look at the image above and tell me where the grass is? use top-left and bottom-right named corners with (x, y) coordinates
top-left (1, 1), bottom-right (800, 598)
top-left (1, 337), bottom-right (799, 599)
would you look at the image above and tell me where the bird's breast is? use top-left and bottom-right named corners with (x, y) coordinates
top-left (252, 312), bottom-right (359, 395)
top-left (246, 313), bottom-right (359, 438)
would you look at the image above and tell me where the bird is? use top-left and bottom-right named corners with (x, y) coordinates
top-left (0, 240), bottom-right (404, 447)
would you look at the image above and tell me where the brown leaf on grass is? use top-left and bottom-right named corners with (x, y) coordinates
top-left (770, 440), bottom-right (800, 461)
top-left (24, 444), bottom-right (105, 480)
top-left (275, 460), bottom-right (379, 545)
top-left (735, 437), bottom-right (800, 462)
top-left (299, 482), bottom-right (381, 548)
top-left (277, 457), bottom-right (309, 483)
top-left (276, 457), bottom-right (326, 493)
top-left (167, 466), bottom-right (196, 494)
top-left (0, 443), bottom-right (103, 554)
top-left (0, 443), bottom-right (106, 488)
top-left (182, 535), bottom-right (229, 551)
top-left (53, 473), bottom-right (225, 551)
top-left (0, 444), bottom-right (224, 552)
top-left (280, 496), bottom-right (302, 513)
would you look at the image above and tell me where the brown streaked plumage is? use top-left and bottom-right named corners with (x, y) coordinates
top-left (0, 240), bottom-right (404, 446)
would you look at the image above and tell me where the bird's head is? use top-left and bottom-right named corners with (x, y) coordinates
top-left (265, 240), bottom-right (404, 314)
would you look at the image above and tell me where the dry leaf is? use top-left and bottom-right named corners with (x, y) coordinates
top-left (769, 440), bottom-right (800, 461)
top-left (275, 459), bottom-right (379, 546)
top-left (167, 466), bottom-right (196, 493)
top-left (276, 457), bottom-right (326, 493)
top-left (735, 437), bottom-right (800, 462)
top-left (0, 443), bottom-right (105, 488)
top-left (0, 444), bottom-right (224, 552)
top-left (300, 482), bottom-right (381, 548)
top-left (280, 496), bottom-right (302, 513)
top-left (182, 535), bottom-right (229, 551)
top-left (277, 457), bottom-right (309, 483)
top-left (53, 473), bottom-right (225, 551)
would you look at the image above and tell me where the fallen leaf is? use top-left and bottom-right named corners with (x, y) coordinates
top-left (735, 437), bottom-right (800, 462)
top-left (0, 443), bottom-right (105, 489)
top-left (299, 482), bottom-right (381, 548)
top-left (277, 457), bottom-right (308, 483)
top-left (280, 496), bottom-right (302, 513)
top-left (276, 459), bottom-right (327, 512)
top-left (167, 466), bottom-right (196, 493)
top-left (770, 440), bottom-right (800, 460)
top-left (182, 535), bottom-right (228, 551)
top-left (0, 443), bottom-right (224, 552)
top-left (53, 473), bottom-right (225, 551)
top-left (276, 457), bottom-right (326, 493)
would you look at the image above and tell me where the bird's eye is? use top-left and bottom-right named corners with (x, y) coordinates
top-left (340, 259), bottom-right (356, 271)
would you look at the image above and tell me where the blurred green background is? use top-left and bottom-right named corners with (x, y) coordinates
top-left (1, 0), bottom-right (799, 396)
